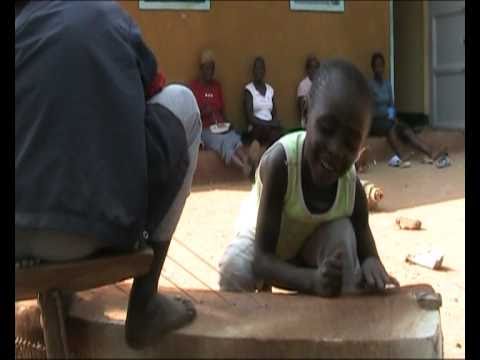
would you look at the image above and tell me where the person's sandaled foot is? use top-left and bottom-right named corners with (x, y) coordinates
top-left (388, 155), bottom-right (411, 168)
top-left (423, 147), bottom-right (448, 166)
top-left (435, 153), bottom-right (452, 169)
top-left (125, 293), bottom-right (196, 350)
top-left (432, 147), bottom-right (448, 161)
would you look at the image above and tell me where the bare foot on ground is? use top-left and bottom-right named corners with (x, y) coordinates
top-left (125, 294), bottom-right (196, 350)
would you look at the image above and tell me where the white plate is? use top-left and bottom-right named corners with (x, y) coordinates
top-left (210, 122), bottom-right (231, 134)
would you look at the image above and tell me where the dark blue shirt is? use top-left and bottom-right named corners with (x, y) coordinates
top-left (368, 79), bottom-right (394, 118)
top-left (15, 1), bottom-right (187, 249)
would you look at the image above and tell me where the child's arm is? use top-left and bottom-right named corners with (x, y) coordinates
top-left (350, 176), bottom-right (399, 290)
top-left (252, 144), bottom-right (316, 293)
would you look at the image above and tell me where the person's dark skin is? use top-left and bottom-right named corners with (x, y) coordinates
top-left (297, 56), bottom-right (320, 122)
top-left (372, 55), bottom-right (442, 161)
top-left (244, 57), bottom-right (282, 146)
top-left (126, 241), bottom-right (195, 349)
top-left (252, 70), bottom-right (399, 296)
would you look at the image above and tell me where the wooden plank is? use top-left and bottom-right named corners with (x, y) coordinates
top-left (66, 284), bottom-right (443, 359)
top-left (15, 248), bottom-right (153, 301)
top-left (38, 290), bottom-right (70, 358)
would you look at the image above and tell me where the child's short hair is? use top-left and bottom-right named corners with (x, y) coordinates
top-left (307, 59), bottom-right (372, 122)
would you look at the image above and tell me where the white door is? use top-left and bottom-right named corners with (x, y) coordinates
top-left (430, 1), bottom-right (465, 129)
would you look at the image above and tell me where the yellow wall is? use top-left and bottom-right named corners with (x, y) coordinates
top-left (393, 0), bottom-right (426, 114)
top-left (120, 0), bottom-right (390, 129)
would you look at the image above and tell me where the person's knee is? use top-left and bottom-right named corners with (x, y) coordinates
top-left (311, 218), bottom-right (357, 257)
top-left (325, 218), bottom-right (355, 244)
top-left (218, 240), bottom-right (257, 292)
top-left (218, 259), bottom-right (257, 292)
top-left (154, 84), bottom-right (201, 139)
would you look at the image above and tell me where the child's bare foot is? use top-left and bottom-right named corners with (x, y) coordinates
top-left (311, 251), bottom-right (343, 297)
top-left (125, 293), bottom-right (196, 350)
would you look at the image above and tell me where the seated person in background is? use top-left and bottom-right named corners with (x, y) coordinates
top-left (244, 56), bottom-right (283, 148)
top-left (190, 50), bottom-right (252, 176)
top-left (297, 54), bottom-right (320, 128)
top-left (369, 52), bottom-right (450, 168)
top-left (15, 1), bottom-right (199, 350)
top-left (218, 59), bottom-right (399, 295)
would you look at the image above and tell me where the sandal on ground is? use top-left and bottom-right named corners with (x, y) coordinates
top-left (388, 155), bottom-right (411, 168)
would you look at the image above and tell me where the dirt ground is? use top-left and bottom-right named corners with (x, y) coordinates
top-left (161, 152), bottom-right (465, 358)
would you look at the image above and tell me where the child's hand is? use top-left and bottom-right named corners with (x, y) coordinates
top-left (311, 250), bottom-right (343, 297)
top-left (360, 257), bottom-right (399, 291)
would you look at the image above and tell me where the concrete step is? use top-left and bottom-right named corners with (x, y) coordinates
top-left (14, 283), bottom-right (443, 358)
top-left (193, 128), bottom-right (464, 185)
top-left (193, 149), bottom-right (244, 185)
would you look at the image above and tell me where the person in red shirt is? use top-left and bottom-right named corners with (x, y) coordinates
top-left (190, 50), bottom-right (252, 177)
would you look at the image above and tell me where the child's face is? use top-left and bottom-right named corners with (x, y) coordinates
top-left (304, 95), bottom-right (370, 186)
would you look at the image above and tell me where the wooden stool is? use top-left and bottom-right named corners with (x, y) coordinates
top-left (15, 248), bottom-right (154, 358)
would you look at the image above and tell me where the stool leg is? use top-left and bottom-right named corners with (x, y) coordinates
top-left (38, 290), bottom-right (70, 359)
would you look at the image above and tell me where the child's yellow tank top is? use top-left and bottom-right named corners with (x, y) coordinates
top-left (238, 131), bottom-right (357, 261)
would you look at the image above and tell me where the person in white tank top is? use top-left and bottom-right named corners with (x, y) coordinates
top-left (245, 82), bottom-right (274, 121)
top-left (244, 56), bottom-right (283, 148)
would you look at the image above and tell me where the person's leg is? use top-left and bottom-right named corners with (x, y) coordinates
top-left (300, 218), bottom-right (362, 294)
top-left (15, 229), bottom-right (105, 262)
top-left (235, 143), bottom-right (250, 165)
top-left (386, 127), bottom-right (405, 159)
top-left (265, 126), bottom-right (283, 148)
top-left (235, 144), bottom-right (257, 181)
top-left (126, 84), bottom-right (201, 349)
top-left (395, 123), bottom-right (434, 159)
top-left (371, 116), bottom-right (405, 160)
top-left (203, 128), bottom-right (253, 177)
top-left (218, 234), bottom-right (259, 292)
top-left (251, 124), bottom-right (270, 146)
top-left (230, 151), bottom-right (247, 169)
